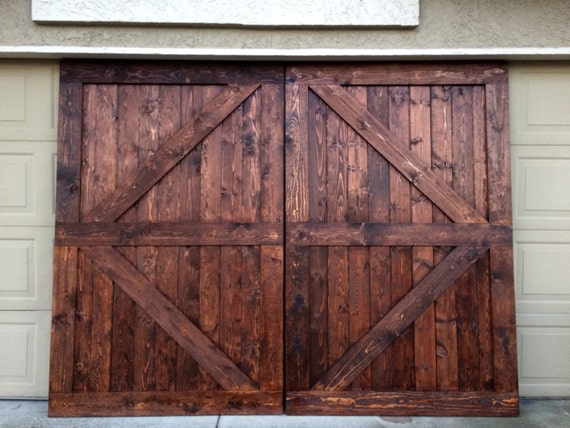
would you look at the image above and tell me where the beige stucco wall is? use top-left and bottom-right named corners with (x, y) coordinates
top-left (1, 0), bottom-right (569, 58)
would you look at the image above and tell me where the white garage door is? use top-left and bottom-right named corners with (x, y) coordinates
top-left (0, 61), bottom-right (568, 399)
top-left (510, 63), bottom-right (570, 397)
top-left (0, 61), bottom-right (57, 398)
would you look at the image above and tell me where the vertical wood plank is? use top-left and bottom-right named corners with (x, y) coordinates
top-left (486, 81), bottom-right (518, 394)
top-left (200, 85), bottom-right (224, 390)
top-left (388, 85), bottom-right (414, 390)
top-left (347, 86), bottom-right (371, 390)
top-left (326, 100), bottom-right (350, 378)
top-left (76, 84), bottom-right (117, 392)
top-left (50, 82), bottom-right (82, 395)
top-left (110, 85), bottom-right (139, 392)
top-left (260, 246), bottom-right (284, 391)
top-left (367, 86), bottom-right (393, 390)
top-left (241, 88), bottom-right (262, 382)
top-left (452, 86), bottom-right (480, 391)
top-left (219, 86), bottom-right (243, 382)
top-left (133, 84), bottom-right (161, 392)
top-left (285, 83), bottom-right (310, 391)
top-left (176, 85), bottom-right (201, 390)
top-left (431, 85), bottom-right (459, 391)
top-left (259, 82), bottom-right (284, 392)
top-left (473, 86), bottom-right (494, 391)
top-left (410, 86), bottom-right (436, 391)
top-left (308, 90), bottom-right (329, 385)
top-left (154, 85), bottom-right (182, 391)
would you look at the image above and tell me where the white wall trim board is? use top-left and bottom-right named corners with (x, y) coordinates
top-left (2, 46), bottom-right (570, 60)
top-left (31, 0), bottom-right (419, 27)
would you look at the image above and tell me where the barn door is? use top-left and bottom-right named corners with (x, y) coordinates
top-left (284, 64), bottom-right (519, 416)
top-left (51, 61), bottom-right (518, 417)
top-left (49, 62), bottom-right (284, 416)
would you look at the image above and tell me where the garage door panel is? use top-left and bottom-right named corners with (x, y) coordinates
top-left (0, 64), bottom-right (58, 141)
top-left (510, 65), bottom-right (570, 146)
top-left (517, 325), bottom-right (570, 397)
top-left (514, 231), bottom-right (570, 314)
top-left (512, 146), bottom-right (570, 230)
top-left (0, 227), bottom-right (53, 311)
top-left (0, 142), bottom-right (56, 226)
top-left (0, 310), bottom-right (51, 398)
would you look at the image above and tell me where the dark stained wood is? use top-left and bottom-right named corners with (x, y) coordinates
top-left (387, 85), bottom-right (414, 391)
top-left (430, 85), bottom-right (459, 391)
top-left (312, 246), bottom-right (488, 392)
top-left (287, 63), bottom-right (508, 85)
top-left (410, 86), bottom-right (437, 391)
top-left (284, 63), bottom-right (517, 416)
top-left (285, 82), bottom-right (311, 391)
top-left (310, 85), bottom-right (487, 224)
top-left (286, 391), bottom-right (519, 416)
top-left (81, 246), bottom-right (256, 391)
top-left (84, 83), bottom-right (259, 223)
top-left (49, 81), bottom-right (82, 395)
top-left (486, 80), bottom-right (518, 394)
top-left (51, 63), bottom-right (285, 416)
top-left (366, 86), bottom-right (393, 391)
top-left (473, 85), bottom-right (494, 391)
top-left (49, 391), bottom-right (283, 417)
top-left (56, 222), bottom-right (283, 246)
top-left (198, 84), bottom-right (225, 391)
top-left (52, 62), bottom-right (517, 417)
top-left (451, 86), bottom-right (481, 391)
top-left (60, 60), bottom-right (284, 84)
top-left (74, 84), bottom-right (117, 392)
top-left (258, 83), bottom-right (285, 392)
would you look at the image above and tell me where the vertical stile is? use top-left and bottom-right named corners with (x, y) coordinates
top-left (451, 86), bottom-right (481, 391)
top-left (50, 81), bottom-right (82, 398)
top-left (486, 80), bottom-right (518, 394)
top-left (410, 86), bottom-right (436, 391)
top-left (259, 82), bottom-right (285, 392)
top-left (367, 86), bottom-right (393, 390)
top-left (388, 85), bottom-right (414, 390)
top-left (200, 85), bottom-right (224, 390)
top-left (308, 90), bottom-right (329, 385)
top-left (430, 85), bottom-right (459, 391)
top-left (285, 83), bottom-right (310, 391)
top-left (346, 86), bottom-right (371, 390)
top-left (473, 85), bottom-right (494, 390)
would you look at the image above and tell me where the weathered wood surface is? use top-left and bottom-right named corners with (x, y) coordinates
top-left (51, 62), bottom-right (517, 417)
top-left (49, 391), bottom-right (283, 417)
top-left (50, 63), bottom-right (284, 416)
top-left (284, 63), bottom-right (518, 416)
top-left (286, 391), bottom-right (519, 416)
top-left (56, 222), bottom-right (283, 246)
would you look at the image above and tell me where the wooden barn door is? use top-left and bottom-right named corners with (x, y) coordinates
top-left (51, 61), bottom-right (518, 417)
top-left (49, 62), bottom-right (284, 416)
top-left (284, 64), bottom-right (519, 416)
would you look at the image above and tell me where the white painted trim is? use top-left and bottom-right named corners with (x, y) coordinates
top-left (32, 0), bottom-right (419, 27)
top-left (1, 46), bottom-right (570, 60)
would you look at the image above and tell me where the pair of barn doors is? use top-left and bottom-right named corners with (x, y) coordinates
top-left (50, 61), bottom-right (518, 417)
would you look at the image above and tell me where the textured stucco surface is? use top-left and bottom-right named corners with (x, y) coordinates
top-left (32, 0), bottom-right (419, 27)
top-left (1, 0), bottom-right (569, 57)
